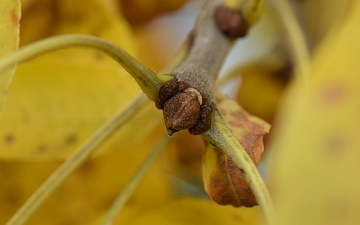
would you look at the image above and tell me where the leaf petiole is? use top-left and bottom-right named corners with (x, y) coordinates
top-left (0, 34), bottom-right (172, 102)
top-left (268, 0), bottom-right (310, 83)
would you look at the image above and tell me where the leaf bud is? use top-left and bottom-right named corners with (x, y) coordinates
top-left (163, 88), bottom-right (203, 135)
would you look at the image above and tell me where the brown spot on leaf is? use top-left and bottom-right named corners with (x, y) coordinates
top-left (232, 213), bottom-right (242, 222)
top-left (4, 134), bottom-right (15, 144)
top-left (321, 198), bottom-right (350, 223)
top-left (320, 84), bottom-right (346, 106)
top-left (193, 208), bottom-right (204, 217)
top-left (37, 144), bottom-right (48, 153)
top-left (78, 161), bottom-right (93, 176)
top-left (93, 51), bottom-right (106, 61)
top-left (11, 10), bottom-right (19, 26)
top-left (65, 134), bottom-right (77, 145)
top-left (5, 186), bottom-right (21, 205)
top-left (324, 134), bottom-right (347, 159)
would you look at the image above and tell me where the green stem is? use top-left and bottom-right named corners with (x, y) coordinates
top-left (203, 110), bottom-right (276, 225)
top-left (268, 0), bottom-right (310, 83)
top-left (0, 34), bottom-right (172, 101)
top-left (6, 94), bottom-right (149, 225)
top-left (101, 135), bottom-right (171, 225)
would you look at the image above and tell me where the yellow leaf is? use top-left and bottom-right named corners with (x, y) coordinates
top-left (120, 0), bottom-right (187, 24)
top-left (0, 0), bottom-right (165, 159)
top-left (166, 132), bottom-right (205, 186)
top-left (0, 131), bottom-right (172, 224)
top-left (95, 197), bottom-right (264, 225)
top-left (269, 1), bottom-right (360, 224)
top-left (0, 1), bottom-right (174, 223)
top-left (301, 0), bottom-right (357, 44)
top-left (19, 0), bottom-right (131, 46)
top-left (0, 0), bottom-right (20, 116)
top-left (236, 66), bottom-right (288, 122)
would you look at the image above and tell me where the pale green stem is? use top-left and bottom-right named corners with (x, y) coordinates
top-left (101, 134), bottom-right (171, 225)
top-left (269, 0), bottom-right (310, 83)
top-left (0, 34), bottom-right (172, 101)
top-left (6, 94), bottom-right (149, 225)
top-left (203, 110), bottom-right (276, 225)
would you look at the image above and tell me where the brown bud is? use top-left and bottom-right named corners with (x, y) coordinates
top-left (156, 79), bottom-right (180, 109)
top-left (214, 5), bottom-right (248, 38)
top-left (189, 104), bottom-right (212, 135)
top-left (163, 88), bottom-right (202, 135)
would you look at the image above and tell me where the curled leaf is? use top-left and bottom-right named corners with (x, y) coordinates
top-left (203, 93), bottom-right (270, 207)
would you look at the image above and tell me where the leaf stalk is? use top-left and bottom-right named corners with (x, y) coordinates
top-left (0, 35), bottom-right (172, 101)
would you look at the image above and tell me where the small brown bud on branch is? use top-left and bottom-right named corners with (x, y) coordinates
top-left (214, 5), bottom-right (248, 38)
top-left (156, 79), bottom-right (212, 136)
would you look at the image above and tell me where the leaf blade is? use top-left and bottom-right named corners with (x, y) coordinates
top-left (269, 1), bottom-right (360, 224)
top-left (0, 0), bottom-right (21, 117)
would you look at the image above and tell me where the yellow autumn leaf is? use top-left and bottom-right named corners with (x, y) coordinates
top-left (0, 0), bottom-right (176, 224)
top-left (0, 131), bottom-right (173, 224)
top-left (0, 0), bottom-right (166, 159)
top-left (269, 1), bottom-right (360, 224)
top-left (203, 93), bottom-right (270, 207)
top-left (19, 0), bottom-right (125, 46)
top-left (301, 0), bottom-right (357, 45)
top-left (0, 1), bottom-right (275, 225)
top-left (94, 197), bottom-right (264, 225)
top-left (235, 66), bottom-right (288, 122)
top-left (0, 0), bottom-right (20, 116)
top-left (119, 0), bottom-right (188, 24)
top-left (19, 0), bottom-right (57, 46)
top-left (166, 132), bottom-right (204, 186)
